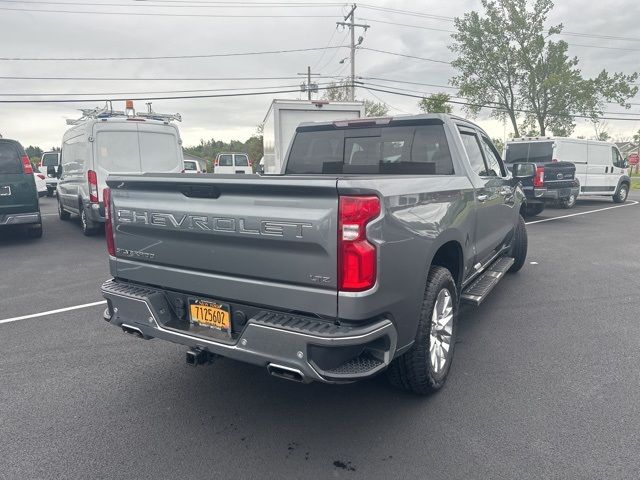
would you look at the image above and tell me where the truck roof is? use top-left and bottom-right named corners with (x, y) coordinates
top-left (296, 113), bottom-right (487, 135)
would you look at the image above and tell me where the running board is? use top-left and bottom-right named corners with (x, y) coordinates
top-left (461, 256), bottom-right (514, 306)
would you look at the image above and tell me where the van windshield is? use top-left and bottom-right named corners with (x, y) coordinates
top-left (96, 130), bottom-right (179, 173)
top-left (505, 142), bottom-right (553, 164)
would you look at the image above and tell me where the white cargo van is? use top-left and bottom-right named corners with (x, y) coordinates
top-left (261, 99), bottom-right (365, 174)
top-left (505, 137), bottom-right (631, 203)
top-left (57, 103), bottom-right (184, 235)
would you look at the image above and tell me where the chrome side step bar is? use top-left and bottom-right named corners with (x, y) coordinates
top-left (461, 256), bottom-right (514, 306)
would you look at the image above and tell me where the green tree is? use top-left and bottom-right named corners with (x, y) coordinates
top-left (450, 0), bottom-right (638, 137)
top-left (323, 80), bottom-right (389, 116)
top-left (492, 137), bottom-right (505, 154)
top-left (418, 93), bottom-right (453, 114)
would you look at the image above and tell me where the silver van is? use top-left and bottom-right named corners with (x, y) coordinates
top-left (57, 112), bottom-right (183, 235)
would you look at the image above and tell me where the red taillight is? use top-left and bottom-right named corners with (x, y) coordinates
top-left (37, 174), bottom-right (45, 180)
top-left (21, 155), bottom-right (33, 174)
top-left (338, 195), bottom-right (381, 291)
top-left (103, 187), bottom-right (115, 256)
top-left (88, 170), bottom-right (98, 203)
top-left (533, 166), bottom-right (545, 188)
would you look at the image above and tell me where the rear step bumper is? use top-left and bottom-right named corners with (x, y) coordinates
top-left (101, 279), bottom-right (397, 383)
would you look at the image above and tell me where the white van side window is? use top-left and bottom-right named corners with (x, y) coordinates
top-left (62, 136), bottom-right (86, 174)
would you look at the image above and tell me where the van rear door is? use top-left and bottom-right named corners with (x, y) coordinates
top-left (0, 141), bottom-right (38, 221)
top-left (94, 122), bottom-right (183, 200)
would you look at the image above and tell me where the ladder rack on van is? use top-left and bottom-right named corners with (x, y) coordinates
top-left (66, 101), bottom-right (182, 125)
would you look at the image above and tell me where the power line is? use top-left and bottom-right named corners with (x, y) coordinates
top-left (0, 82), bottom-right (334, 96)
top-left (0, 86), bottom-right (333, 103)
top-left (311, 26), bottom-right (339, 71)
top-left (359, 85), bottom-right (640, 121)
top-left (360, 47), bottom-right (452, 65)
top-left (0, 45), bottom-right (346, 61)
top-left (359, 76), bottom-right (458, 90)
top-left (0, 74), bottom-right (343, 81)
top-left (0, 0), bottom-right (346, 6)
top-left (0, 5), bottom-right (337, 16)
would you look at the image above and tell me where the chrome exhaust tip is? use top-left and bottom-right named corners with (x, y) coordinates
top-left (267, 363), bottom-right (305, 383)
top-left (121, 324), bottom-right (144, 338)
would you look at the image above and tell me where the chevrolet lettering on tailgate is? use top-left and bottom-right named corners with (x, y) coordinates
top-left (116, 209), bottom-right (312, 238)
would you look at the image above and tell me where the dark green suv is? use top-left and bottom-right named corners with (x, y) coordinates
top-left (0, 138), bottom-right (43, 238)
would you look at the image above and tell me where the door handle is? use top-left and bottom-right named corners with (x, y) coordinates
top-left (477, 194), bottom-right (488, 202)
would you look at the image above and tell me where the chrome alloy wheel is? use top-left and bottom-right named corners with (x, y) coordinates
top-left (429, 288), bottom-right (454, 373)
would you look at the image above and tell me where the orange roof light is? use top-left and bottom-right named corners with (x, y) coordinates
top-left (125, 100), bottom-right (134, 110)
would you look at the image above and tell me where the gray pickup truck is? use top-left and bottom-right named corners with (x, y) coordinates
top-left (101, 114), bottom-right (529, 395)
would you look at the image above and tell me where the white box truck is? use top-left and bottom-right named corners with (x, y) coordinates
top-left (261, 99), bottom-right (365, 174)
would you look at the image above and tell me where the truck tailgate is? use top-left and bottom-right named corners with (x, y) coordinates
top-left (107, 174), bottom-right (339, 317)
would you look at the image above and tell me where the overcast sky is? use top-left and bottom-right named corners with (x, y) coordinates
top-left (0, 0), bottom-right (639, 149)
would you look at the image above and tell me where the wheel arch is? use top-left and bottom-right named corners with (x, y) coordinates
top-left (427, 235), bottom-right (465, 290)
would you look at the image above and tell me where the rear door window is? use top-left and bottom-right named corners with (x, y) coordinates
top-left (505, 142), bottom-right (553, 164)
top-left (218, 154), bottom-right (233, 167)
top-left (96, 131), bottom-right (140, 172)
top-left (234, 155), bottom-right (249, 167)
top-left (286, 124), bottom-right (453, 175)
top-left (41, 153), bottom-right (59, 167)
top-left (139, 132), bottom-right (180, 172)
top-left (0, 142), bottom-right (21, 174)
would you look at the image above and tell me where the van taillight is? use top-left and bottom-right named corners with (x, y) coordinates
top-left (88, 170), bottom-right (98, 203)
top-left (21, 155), bottom-right (33, 174)
top-left (338, 195), bottom-right (381, 292)
top-left (214, 159), bottom-right (219, 167)
top-left (103, 187), bottom-right (115, 256)
top-left (534, 166), bottom-right (545, 188)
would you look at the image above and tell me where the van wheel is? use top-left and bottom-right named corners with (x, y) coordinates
top-left (57, 196), bottom-right (70, 220)
top-left (508, 215), bottom-right (528, 273)
top-left (387, 266), bottom-right (458, 395)
top-left (26, 223), bottom-right (43, 239)
top-left (46, 188), bottom-right (54, 197)
top-left (80, 209), bottom-right (98, 236)
top-left (613, 184), bottom-right (629, 203)
top-left (559, 193), bottom-right (576, 209)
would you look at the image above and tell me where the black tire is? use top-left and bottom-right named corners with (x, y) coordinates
top-left (57, 196), bottom-right (70, 220)
top-left (26, 223), bottom-right (43, 239)
top-left (559, 193), bottom-right (576, 209)
top-left (46, 188), bottom-right (54, 197)
top-left (524, 202), bottom-right (544, 217)
top-left (508, 215), bottom-right (528, 273)
top-left (80, 208), bottom-right (98, 236)
top-left (613, 183), bottom-right (629, 203)
top-left (387, 266), bottom-right (458, 395)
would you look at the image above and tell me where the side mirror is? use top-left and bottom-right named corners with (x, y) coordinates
top-left (512, 162), bottom-right (536, 179)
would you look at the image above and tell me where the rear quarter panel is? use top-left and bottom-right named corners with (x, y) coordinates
top-left (337, 175), bottom-right (476, 349)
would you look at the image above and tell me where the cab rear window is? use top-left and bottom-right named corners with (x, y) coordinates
top-left (285, 124), bottom-right (454, 175)
top-left (0, 142), bottom-right (21, 174)
top-left (505, 142), bottom-right (553, 164)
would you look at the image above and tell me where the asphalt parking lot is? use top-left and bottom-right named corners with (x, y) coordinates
top-left (1, 193), bottom-right (639, 479)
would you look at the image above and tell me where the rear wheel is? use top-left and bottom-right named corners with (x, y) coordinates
top-left (57, 196), bottom-right (70, 220)
top-left (80, 208), bottom-right (98, 236)
top-left (613, 183), bottom-right (629, 203)
top-left (387, 266), bottom-right (458, 395)
top-left (46, 187), bottom-right (54, 197)
top-left (524, 202), bottom-right (544, 217)
top-left (508, 215), bottom-right (528, 273)
top-left (559, 193), bottom-right (576, 209)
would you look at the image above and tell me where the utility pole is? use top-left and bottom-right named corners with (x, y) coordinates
top-left (297, 66), bottom-right (320, 100)
top-left (336, 4), bottom-right (369, 102)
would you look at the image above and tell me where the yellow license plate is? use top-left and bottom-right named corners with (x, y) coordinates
top-left (189, 300), bottom-right (230, 331)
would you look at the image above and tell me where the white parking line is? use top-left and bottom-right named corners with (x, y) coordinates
top-left (526, 200), bottom-right (639, 225)
top-left (0, 300), bottom-right (107, 325)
